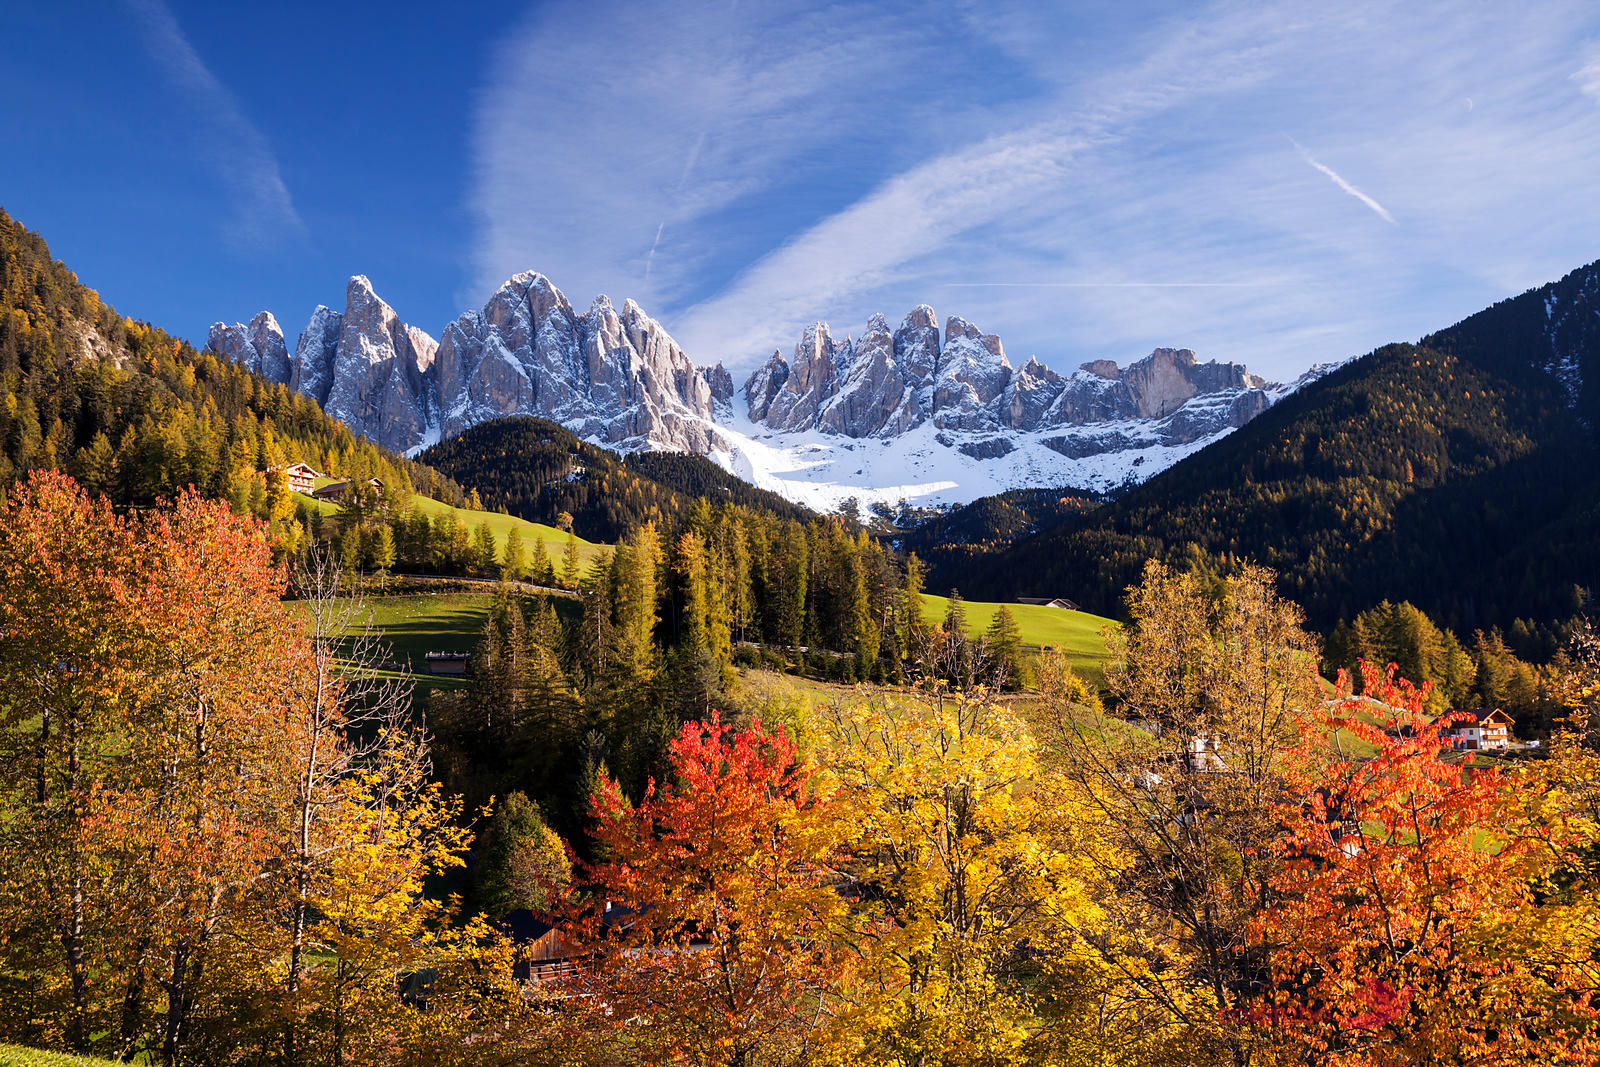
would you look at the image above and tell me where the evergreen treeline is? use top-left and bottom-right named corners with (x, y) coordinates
top-left (418, 415), bottom-right (812, 540)
top-left (952, 321), bottom-right (1600, 641)
top-left (895, 486), bottom-right (1103, 592)
top-left (0, 207), bottom-right (467, 514)
top-left (425, 497), bottom-right (983, 858)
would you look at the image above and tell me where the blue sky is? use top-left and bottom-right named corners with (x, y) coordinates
top-left (4, 1), bottom-right (1600, 383)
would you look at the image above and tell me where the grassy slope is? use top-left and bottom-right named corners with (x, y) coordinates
top-left (0, 1046), bottom-right (122, 1067)
top-left (355, 594), bottom-right (498, 670)
top-left (294, 486), bottom-right (609, 569)
top-left (335, 589), bottom-right (1115, 694)
top-left (289, 592), bottom-right (501, 693)
top-left (922, 594), bottom-right (1116, 679)
top-left (404, 496), bottom-right (607, 569)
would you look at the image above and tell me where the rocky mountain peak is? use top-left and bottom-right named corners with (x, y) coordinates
top-left (944, 315), bottom-right (1005, 361)
top-left (324, 276), bottom-right (436, 451)
top-left (208, 310), bottom-right (290, 385)
top-left (208, 268), bottom-right (1306, 509)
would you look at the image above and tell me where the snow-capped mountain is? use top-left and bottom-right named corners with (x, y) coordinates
top-left (209, 274), bottom-right (1321, 509)
top-left (211, 273), bottom-right (731, 457)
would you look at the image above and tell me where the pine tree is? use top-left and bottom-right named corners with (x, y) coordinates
top-left (530, 534), bottom-right (554, 585)
top-left (562, 531), bottom-right (583, 588)
top-left (502, 527), bottom-right (526, 581)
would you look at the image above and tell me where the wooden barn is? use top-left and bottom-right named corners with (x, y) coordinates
top-left (423, 651), bottom-right (471, 676)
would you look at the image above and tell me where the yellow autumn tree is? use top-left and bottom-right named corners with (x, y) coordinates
top-left (1044, 560), bottom-right (1324, 1067)
top-left (817, 681), bottom-right (1116, 1066)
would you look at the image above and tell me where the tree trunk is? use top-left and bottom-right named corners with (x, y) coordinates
top-left (117, 936), bottom-right (151, 1059)
top-left (60, 715), bottom-right (90, 1050)
top-left (161, 942), bottom-right (190, 1067)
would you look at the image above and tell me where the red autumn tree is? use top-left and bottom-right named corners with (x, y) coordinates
top-left (576, 713), bottom-right (848, 1067)
top-left (1256, 664), bottom-right (1600, 1065)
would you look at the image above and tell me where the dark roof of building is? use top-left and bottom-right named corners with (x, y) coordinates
top-left (1446, 708), bottom-right (1515, 725)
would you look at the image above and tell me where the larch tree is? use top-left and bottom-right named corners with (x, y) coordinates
top-left (1048, 560), bottom-right (1323, 1067)
top-left (502, 526), bottom-right (526, 581)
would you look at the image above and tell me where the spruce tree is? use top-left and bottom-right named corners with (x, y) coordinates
top-left (562, 531), bottom-right (583, 588)
top-left (502, 527), bottom-right (526, 581)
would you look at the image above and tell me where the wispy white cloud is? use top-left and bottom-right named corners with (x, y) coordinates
top-left (1577, 54), bottom-right (1600, 101)
top-left (470, 0), bottom-right (1600, 383)
top-left (1291, 139), bottom-right (1395, 224)
top-left (122, 0), bottom-right (305, 248)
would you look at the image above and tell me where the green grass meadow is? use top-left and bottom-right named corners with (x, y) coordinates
top-left (294, 481), bottom-right (609, 572)
top-left (921, 594), bottom-right (1116, 681)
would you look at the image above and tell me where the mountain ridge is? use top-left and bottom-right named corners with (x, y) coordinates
top-left (940, 258), bottom-right (1600, 636)
top-left (209, 274), bottom-right (1312, 509)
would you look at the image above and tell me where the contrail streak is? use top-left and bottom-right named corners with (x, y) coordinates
top-left (1291, 139), bottom-right (1396, 224)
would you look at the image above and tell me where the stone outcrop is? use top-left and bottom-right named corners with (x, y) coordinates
top-left (291, 305), bottom-right (342, 407)
top-left (321, 276), bottom-right (438, 453)
top-left (435, 273), bottom-right (724, 452)
top-left (207, 311), bottom-right (290, 385)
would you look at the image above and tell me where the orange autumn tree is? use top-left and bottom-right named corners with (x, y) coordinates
top-left (1256, 665), bottom-right (1600, 1065)
top-left (0, 471), bottom-right (300, 1058)
top-left (577, 712), bottom-right (848, 1067)
top-left (0, 471), bottom-right (149, 1051)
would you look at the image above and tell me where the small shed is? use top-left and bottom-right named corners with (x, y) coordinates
top-left (1017, 596), bottom-right (1082, 611)
top-left (423, 651), bottom-right (472, 676)
top-left (502, 909), bottom-right (584, 983)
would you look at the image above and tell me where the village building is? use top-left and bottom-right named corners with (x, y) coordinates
top-left (271, 461), bottom-right (322, 494)
top-left (311, 476), bottom-right (384, 503)
top-left (423, 651), bottom-right (472, 676)
top-left (1017, 596), bottom-right (1082, 611)
top-left (1440, 708), bottom-right (1515, 751)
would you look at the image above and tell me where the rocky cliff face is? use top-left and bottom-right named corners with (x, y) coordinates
top-left (319, 276), bottom-right (438, 453)
top-left (208, 274), bottom-right (1308, 508)
top-left (741, 311), bottom-right (1276, 446)
top-left (212, 272), bottom-right (731, 455)
top-left (207, 311), bottom-right (290, 385)
top-left (435, 272), bottom-right (726, 452)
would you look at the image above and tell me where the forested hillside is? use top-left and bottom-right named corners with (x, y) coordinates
top-left (0, 208), bottom-right (466, 510)
top-left (952, 263), bottom-right (1600, 639)
top-left (419, 415), bottom-right (812, 540)
top-left (896, 487), bottom-right (1103, 593)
